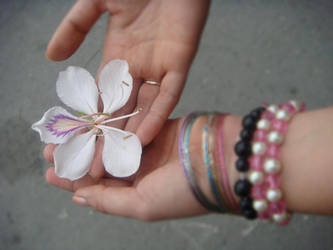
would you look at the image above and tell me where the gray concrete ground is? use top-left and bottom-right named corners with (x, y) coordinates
top-left (1, 0), bottom-right (333, 249)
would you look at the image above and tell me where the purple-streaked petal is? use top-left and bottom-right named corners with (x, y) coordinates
top-left (54, 129), bottom-right (96, 181)
top-left (56, 66), bottom-right (99, 114)
top-left (99, 60), bottom-right (133, 114)
top-left (32, 106), bottom-right (91, 144)
top-left (99, 125), bottom-right (142, 177)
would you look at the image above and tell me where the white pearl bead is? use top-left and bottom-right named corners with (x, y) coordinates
top-left (276, 109), bottom-right (291, 121)
top-left (257, 119), bottom-right (270, 130)
top-left (268, 131), bottom-right (283, 144)
top-left (272, 212), bottom-right (287, 223)
top-left (289, 100), bottom-right (302, 112)
top-left (266, 189), bottom-right (282, 202)
top-left (267, 104), bottom-right (278, 114)
top-left (252, 142), bottom-right (266, 155)
top-left (253, 200), bottom-right (268, 212)
top-left (248, 171), bottom-right (264, 185)
top-left (264, 158), bottom-right (281, 173)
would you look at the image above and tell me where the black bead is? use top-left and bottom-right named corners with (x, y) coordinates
top-left (234, 141), bottom-right (251, 157)
top-left (240, 196), bottom-right (253, 211)
top-left (234, 179), bottom-right (252, 197)
top-left (236, 158), bottom-right (250, 172)
top-left (242, 115), bottom-right (257, 130)
top-left (250, 107), bottom-right (265, 120)
top-left (240, 129), bottom-right (253, 142)
top-left (242, 208), bottom-right (258, 220)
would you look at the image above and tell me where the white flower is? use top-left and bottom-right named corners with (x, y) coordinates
top-left (32, 60), bottom-right (142, 180)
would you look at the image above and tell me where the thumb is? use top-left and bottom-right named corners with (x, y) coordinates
top-left (46, 0), bottom-right (105, 61)
top-left (72, 184), bottom-right (147, 219)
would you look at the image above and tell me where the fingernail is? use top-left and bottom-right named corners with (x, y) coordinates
top-left (72, 196), bottom-right (88, 206)
top-left (45, 53), bottom-right (54, 62)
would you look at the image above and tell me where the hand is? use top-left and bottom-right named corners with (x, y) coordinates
top-left (46, 0), bottom-right (210, 177)
top-left (44, 118), bottom-right (212, 221)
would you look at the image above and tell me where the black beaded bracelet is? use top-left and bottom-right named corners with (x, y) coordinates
top-left (234, 106), bottom-right (265, 219)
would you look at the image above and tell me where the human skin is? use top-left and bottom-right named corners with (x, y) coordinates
top-left (43, 106), bottom-right (333, 220)
top-left (45, 0), bottom-right (210, 178)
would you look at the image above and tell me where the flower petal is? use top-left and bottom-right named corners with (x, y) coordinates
top-left (54, 129), bottom-right (97, 181)
top-left (99, 126), bottom-right (142, 177)
top-left (99, 60), bottom-right (133, 114)
top-left (56, 66), bottom-right (99, 114)
top-left (32, 106), bottom-right (90, 144)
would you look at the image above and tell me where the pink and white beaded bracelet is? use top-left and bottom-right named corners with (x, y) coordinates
top-left (248, 100), bottom-right (305, 225)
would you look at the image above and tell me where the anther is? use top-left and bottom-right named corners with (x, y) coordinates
top-left (122, 81), bottom-right (129, 86)
top-left (123, 135), bottom-right (132, 140)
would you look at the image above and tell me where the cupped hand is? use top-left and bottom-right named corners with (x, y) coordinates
top-left (44, 118), bottom-right (210, 221)
top-left (46, 0), bottom-right (210, 177)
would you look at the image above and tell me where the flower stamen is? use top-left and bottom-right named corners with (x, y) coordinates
top-left (100, 108), bottom-right (142, 125)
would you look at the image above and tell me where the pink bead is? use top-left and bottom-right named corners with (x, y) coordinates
top-left (251, 184), bottom-right (266, 199)
top-left (281, 103), bottom-right (296, 115)
top-left (262, 110), bottom-right (274, 120)
top-left (253, 129), bottom-right (268, 142)
top-left (271, 119), bottom-right (288, 134)
top-left (269, 200), bottom-right (286, 214)
top-left (249, 155), bottom-right (264, 170)
top-left (258, 210), bottom-right (271, 220)
top-left (264, 174), bottom-right (281, 189)
top-left (266, 144), bottom-right (280, 159)
top-left (300, 102), bottom-right (306, 112)
top-left (278, 214), bottom-right (291, 226)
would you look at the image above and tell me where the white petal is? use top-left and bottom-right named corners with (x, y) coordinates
top-left (56, 66), bottom-right (99, 114)
top-left (31, 106), bottom-right (90, 144)
top-left (54, 129), bottom-right (97, 181)
top-left (99, 60), bottom-right (133, 114)
top-left (99, 126), bottom-right (142, 177)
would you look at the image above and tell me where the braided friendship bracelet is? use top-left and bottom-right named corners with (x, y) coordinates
top-left (178, 112), bottom-right (221, 212)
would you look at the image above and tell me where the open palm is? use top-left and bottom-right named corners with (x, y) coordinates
top-left (46, 0), bottom-right (210, 177)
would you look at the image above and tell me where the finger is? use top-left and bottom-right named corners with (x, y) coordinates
top-left (124, 82), bottom-right (160, 134)
top-left (135, 72), bottom-right (186, 146)
top-left (73, 184), bottom-right (146, 218)
top-left (46, 0), bottom-right (105, 61)
top-left (46, 166), bottom-right (130, 192)
top-left (43, 144), bottom-right (56, 163)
